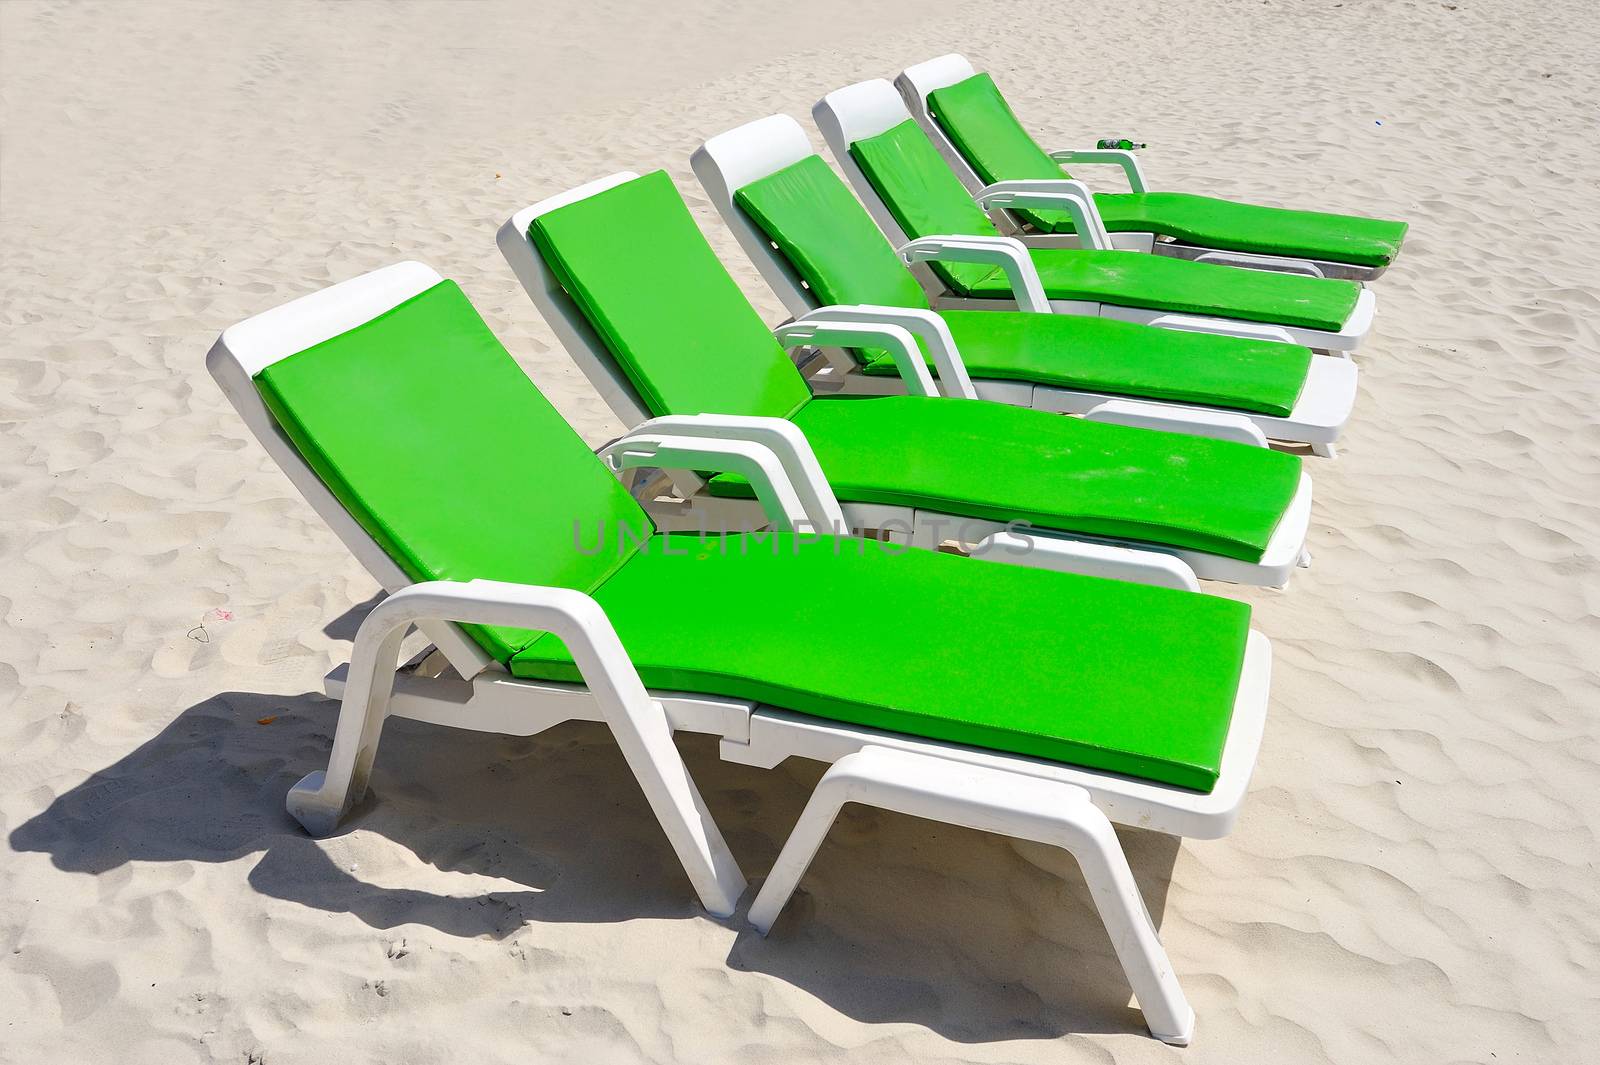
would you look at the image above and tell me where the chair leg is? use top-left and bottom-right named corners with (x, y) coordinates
top-left (1310, 440), bottom-right (1338, 459)
top-left (287, 581), bottom-right (748, 917)
top-left (286, 615), bottom-right (413, 837)
top-left (907, 514), bottom-right (944, 549)
top-left (747, 746), bottom-right (1195, 1045)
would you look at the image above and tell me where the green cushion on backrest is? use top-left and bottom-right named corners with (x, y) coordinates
top-left (528, 170), bottom-right (811, 420)
top-left (927, 73), bottom-right (1065, 183)
top-left (733, 154), bottom-right (930, 310)
top-left (254, 280), bottom-right (650, 662)
top-left (926, 72), bottom-right (1072, 232)
top-left (848, 119), bottom-right (1001, 293)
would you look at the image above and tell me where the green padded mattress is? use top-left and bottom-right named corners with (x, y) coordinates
top-left (848, 118), bottom-right (1364, 330)
top-left (513, 531), bottom-right (1250, 792)
top-left (925, 72), bottom-right (1406, 267)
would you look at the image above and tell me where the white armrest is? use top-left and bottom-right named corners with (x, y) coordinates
top-left (975, 179), bottom-right (1112, 250)
top-left (1144, 313), bottom-right (1298, 346)
top-left (1191, 249), bottom-right (1326, 278)
top-left (617, 414), bottom-right (848, 534)
top-left (795, 305), bottom-right (977, 399)
top-left (898, 235), bottom-right (1051, 313)
top-left (775, 318), bottom-right (937, 398)
top-left (970, 530), bottom-right (1200, 592)
top-left (600, 423), bottom-right (846, 535)
top-left (288, 579), bottom-right (747, 915)
top-left (1048, 148), bottom-right (1149, 193)
top-left (1084, 399), bottom-right (1269, 448)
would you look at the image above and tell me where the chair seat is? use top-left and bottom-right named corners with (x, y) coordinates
top-left (951, 247), bottom-right (1364, 332)
top-left (511, 532), bottom-right (1250, 792)
top-left (860, 309), bottom-right (1312, 417)
top-left (707, 395), bottom-right (1302, 562)
top-left (1079, 193), bottom-right (1407, 269)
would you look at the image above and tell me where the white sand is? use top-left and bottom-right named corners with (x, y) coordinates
top-left (3, 0), bottom-right (1598, 1060)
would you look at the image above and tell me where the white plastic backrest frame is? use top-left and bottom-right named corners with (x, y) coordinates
top-left (897, 53), bottom-right (977, 108)
top-left (975, 179), bottom-right (1114, 250)
top-left (794, 305), bottom-right (977, 399)
top-left (497, 172), bottom-right (656, 428)
top-left (691, 114), bottom-right (823, 321)
top-left (1047, 149), bottom-right (1150, 194)
top-left (813, 80), bottom-right (924, 253)
top-left (205, 261), bottom-right (495, 679)
top-left (774, 319), bottom-right (937, 398)
top-left (897, 235), bottom-right (1051, 313)
top-left (599, 414), bottom-right (847, 534)
top-left (893, 54), bottom-right (990, 194)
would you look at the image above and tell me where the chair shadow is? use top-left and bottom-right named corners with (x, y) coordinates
top-left (10, 687), bottom-right (1183, 1044)
top-left (322, 591), bottom-right (386, 641)
top-left (8, 691), bottom-right (722, 938)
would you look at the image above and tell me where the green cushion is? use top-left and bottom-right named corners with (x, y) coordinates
top-left (924, 70), bottom-right (1094, 236)
top-left (961, 248), bottom-right (1362, 332)
top-left (1091, 193), bottom-right (1407, 269)
top-left (733, 153), bottom-right (930, 310)
top-left (254, 280), bottom-right (650, 662)
top-left (861, 310), bottom-right (1311, 417)
top-left (512, 532), bottom-right (1251, 792)
top-left (528, 170), bottom-right (811, 420)
top-left (927, 71), bottom-right (1073, 218)
top-left (848, 118), bottom-right (1002, 294)
top-left (733, 151), bottom-right (930, 371)
top-left (927, 72), bottom-right (1406, 267)
top-left (731, 148), bottom-right (1315, 411)
top-left (848, 118), bottom-right (1361, 331)
top-left (710, 395), bottom-right (1302, 562)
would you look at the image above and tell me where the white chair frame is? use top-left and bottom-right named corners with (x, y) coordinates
top-left (499, 179), bottom-right (1316, 588)
top-left (692, 113), bottom-right (1356, 457)
top-left (895, 54), bottom-right (1392, 283)
top-left (812, 78), bottom-right (1378, 354)
top-left (209, 262), bottom-right (1281, 1043)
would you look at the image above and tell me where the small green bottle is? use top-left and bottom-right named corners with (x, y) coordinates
top-left (1095, 137), bottom-right (1147, 151)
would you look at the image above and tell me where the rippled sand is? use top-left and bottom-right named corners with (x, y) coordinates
top-left (2, 0), bottom-right (1597, 1061)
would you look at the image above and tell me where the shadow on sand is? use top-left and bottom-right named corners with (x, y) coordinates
top-left (11, 680), bottom-right (1181, 1043)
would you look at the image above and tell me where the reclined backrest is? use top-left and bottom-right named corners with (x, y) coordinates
top-left (526, 170), bottom-right (812, 421)
top-left (925, 71), bottom-right (1075, 232)
top-left (733, 153), bottom-right (931, 311)
top-left (252, 278), bottom-right (651, 662)
top-left (845, 118), bottom-right (1003, 293)
top-left (927, 72), bottom-right (1066, 185)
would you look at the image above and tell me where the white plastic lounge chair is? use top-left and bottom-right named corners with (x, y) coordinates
top-left (813, 79), bottom-right (1378, 354)
top-left (896, 54), bottom-right (1408, 282)
top-left (499, 170), bottom-right (1318, 590)
top-left (207, 262), bottom-right (1280, 1044)
top-left (692, 113), bottom-right (1357, 457)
